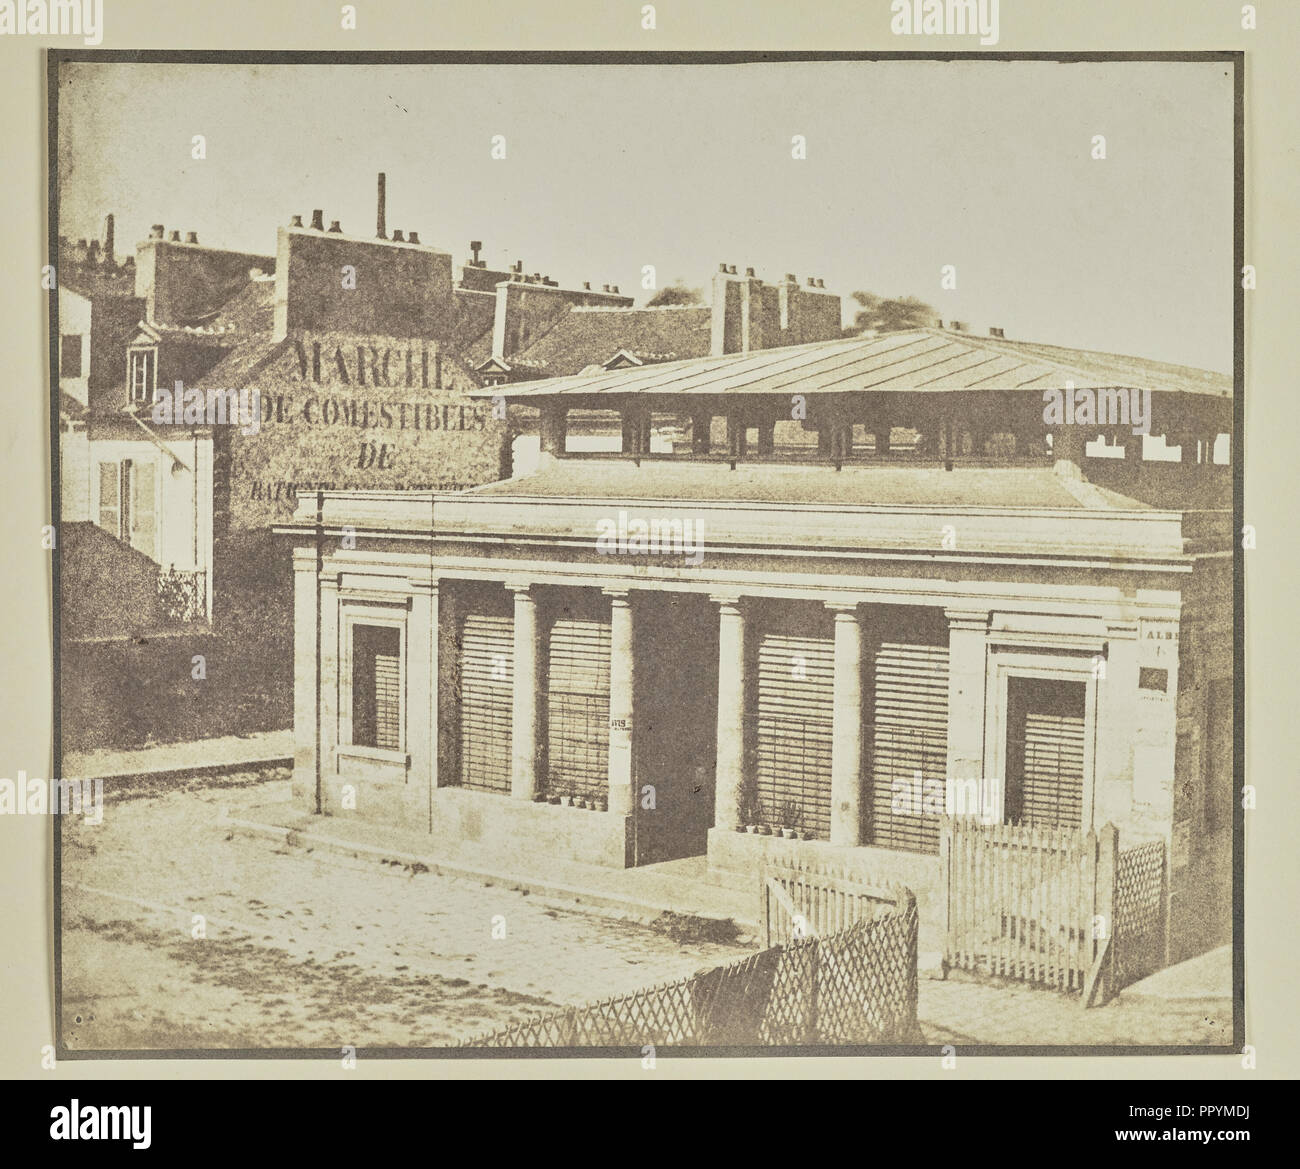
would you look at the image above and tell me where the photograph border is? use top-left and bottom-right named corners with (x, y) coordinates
top-left (46, 47), bottom-right (1246, 1061)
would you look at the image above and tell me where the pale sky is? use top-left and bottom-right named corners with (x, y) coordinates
top-left (57, 59), bottom-right (1234, 372)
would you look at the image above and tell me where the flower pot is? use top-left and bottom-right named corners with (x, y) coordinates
top-left (596, 799), bottom-right (608, 812)
top-left (563, 796), bottom-right (575, 807)
top-left (781, 828), bottom-right (797, 840)
top-left (578, 798), bottom-right (590, 810)
top-left (548, 795), bottom-right (561, 805)
top-left (800, 830), bottom-right (815, 841)
top-left (756, 825), bottom-right (771, 836)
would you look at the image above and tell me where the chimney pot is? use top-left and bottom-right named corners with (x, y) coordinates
top-left (583, 281), bottom-right (591, 290)
top-left (87, 240), bottom-right (101, 262)
top-left (290, 215), bottom-right (304, 228)
top-left (807, 277), bottom-right (815, 286)
top-left (816, 278), bottom-right (824, 288)
top-left (719, 262), bottom-right (728, 273)
top-left (989, 326), bottom-right (1004, 338)
top-left (728, 265), bottom-right (737, 275)
top-left (392, 229), bottom-right (405, 243)
top-left (169, 230), bottom-right (181, 242)
top-left (612, 285), bottom-right (620, 294)
top-left (310, 209), bottom-right (325, 231)
top-left (185, 231), bottom-right (198, 244)
top-left (785, 273), bottom-right (796, 283)
top-left (745, 267), bottom-right (756, 278)
top-left (407, 230), bottom-right (420, 245)
top-left (328, 219), bottom-right (342, 233)
top-left (150, 224), bottom-right (165, 240)
top-left (470, 240), bottom-right (482, 263)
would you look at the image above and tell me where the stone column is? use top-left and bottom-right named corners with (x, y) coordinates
top-left (945, 608), bottom-right (991, 821)
top-left (713, 595), bottom-right (747, 832)
top-left (292, 547), bottom-right (320, 811)
top-left (828, 603), bottom-right (864, 847)
top-left (726, 410), bottom-right (748, 459)
top-left (539, 402), bottom-right (567, 457)
top-left (606, 590), bottom-right (635, 815)
top-left (406, 580), bottom-right (439, 827)
top-left (691, 409), bottom-right (712, 455)
top-left (756, 417), bottom-right (776, 457)
top-left (509, 583), bottom-right (542, 801)
top-left (318, 574), bottom-right (341, 798)
top-left (1053, 428), bottom-right (1087, 480)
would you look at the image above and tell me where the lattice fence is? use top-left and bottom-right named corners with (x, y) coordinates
top-left (462, 900), bottom-right (919, 1048)
top-left (1113, 839), bottom-right (1167, 989)
top-left (156, 567), bottom-right (207, 622)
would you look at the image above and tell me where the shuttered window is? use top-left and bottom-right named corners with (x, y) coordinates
top-left (129, 459), bottom-right (157, 561)
top-left (753, 632), bottom-right (834, 838)
top-left (458, 613), bottom-right (513, 793)
top-left (351, 624), bottom-right (402, 751)
top-left (866, 641), bottom-right (949, 854)
top-left (544, 616), bottom-right (610, 801)
top-left (97, 462), bottom-right (121, 537)
top-left (1005, 678), bottom-right (1086, 830)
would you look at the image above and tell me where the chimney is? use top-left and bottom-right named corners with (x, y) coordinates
top-left (150, 224), bottom-right (164, 240)
top-left (470, 240), bottom-right (482, 265)
top-left (611, 285), bottom-right (619, 295)
top-left (408, 231), bottom-right (421, 245)
top-left (719, 262), bottom-right (728, 272)
top-left (745, 267), bottom-right (756, 277)
top-left (392, 229), bottom-right (405, 243)
top-left (169, 230), bottom-right (181, 242)
top-left (289, 214), bottom-right (304, 228)
top-left (728, 265), bottom-right (737, 275)
top-left (582, 281), bottom-right (591, 290)
top-left (376, 172), bottom-right (387, 239)
top-left (328, 220), bottom-right (342, 233)
top-left (310, 209), bottom-right (325, 231)
top-left (186, 231), bottom-right (198, 244)
top-left (104, 214), bottom-right (115, 263)
top-left (785, 273), bottom-right (796, 284)
top-left (512, 260), bottom-right (523, 273)
top-left (807, 277), bottom-right (816, 287)
top-left (86, 239), bottom-right (101, 263)
top-left (989, 326), bottom-right (1005, 338)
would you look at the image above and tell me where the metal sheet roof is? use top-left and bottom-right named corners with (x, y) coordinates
top-left (470, 327), bottom-right (1232, 401)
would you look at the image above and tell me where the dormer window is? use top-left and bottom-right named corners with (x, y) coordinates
top-left (128, 346), bottom-right (157, 403)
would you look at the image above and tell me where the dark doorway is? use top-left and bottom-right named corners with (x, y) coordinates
top-left (634, 593), bottom-right (718, 865)
top-left (1004, 677), bottom-right (1087, 829)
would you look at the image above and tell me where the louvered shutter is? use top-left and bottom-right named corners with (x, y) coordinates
top-left (97, 462), bottom-right (121, 537)
top-left (459, 613), bottom-right (513, 792)
top-left (754, 633), bottom-right (834, 838)
top-left (867, 641), bottom-right (949, 854)
top-left (544, 616), bottom-right (610, 800)
top-left (130, 459), bottom-right (157, 561)
top-left (1019, 709), bottom-right (1086, 829)
top-left (352, 625), bottom-right (401, 751)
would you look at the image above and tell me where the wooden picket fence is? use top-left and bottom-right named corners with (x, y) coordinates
top-left (940, 816), bottom-right (1120, 1002)
top-left (762, 855), bottom-right (906, 947)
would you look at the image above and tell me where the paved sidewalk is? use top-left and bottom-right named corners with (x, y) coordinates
top-left (224, 794), bottom-right (766, 938)
top-left (63, 730), bottom-right (293, 782)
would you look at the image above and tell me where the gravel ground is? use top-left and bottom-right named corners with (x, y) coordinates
top-left (59, 768), bottom-right (752, 1050)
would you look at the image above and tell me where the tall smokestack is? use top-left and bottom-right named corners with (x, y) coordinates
top-left (103, 214), bottom-right (115, 263)
top-left (376, 172), bottom-right (387, 240)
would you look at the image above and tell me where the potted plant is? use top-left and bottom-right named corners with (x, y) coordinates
top-left (738, 775), bottom-right (761, 834)
top-left (779, 799), bottom-right (803, 840)
top-left (595, 796), bottom-right (608, 812)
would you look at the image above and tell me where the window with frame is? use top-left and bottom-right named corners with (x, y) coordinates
top-left (128, 347), bottom-right (157, 403)
top-left (60, 335), bottom-right (83, 379)
top-left (351, 624), bottom-right (402, 751)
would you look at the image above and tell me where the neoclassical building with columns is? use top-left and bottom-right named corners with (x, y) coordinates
top-left (279, 326), bottom-right (1234, 960)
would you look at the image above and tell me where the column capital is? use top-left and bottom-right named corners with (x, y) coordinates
top-left (504, 578), bottom-right (538, 597)
top-left (825, 600), bottom-right (862, 619)
top-left (602, 587), bottom-right (633, 604)
top-left (709, 593), bottom-right (746, 611)
top-left (944, 607), bottom-right (991, 631)
top-left (407, 579), bottom-right (439, 597)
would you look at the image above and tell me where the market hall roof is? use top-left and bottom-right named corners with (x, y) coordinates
top-left (468, 327), bottom-right (1233, 402)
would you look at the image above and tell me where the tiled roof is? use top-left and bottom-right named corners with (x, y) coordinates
top-left (502, 305), bottom-right (712, 376)
top-left (475, 327), bottom-right (1233, 402)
